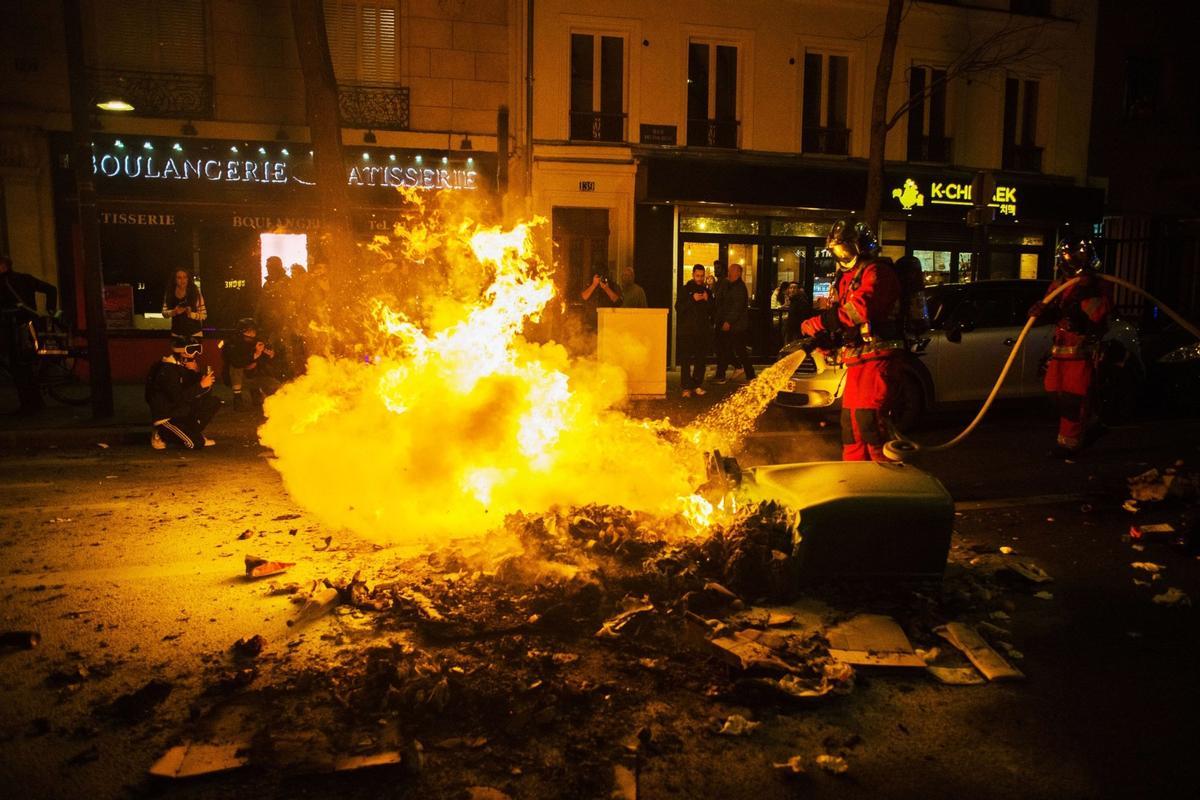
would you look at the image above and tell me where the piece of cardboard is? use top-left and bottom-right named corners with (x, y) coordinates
top-left (149, 743), bottom-right (248, 778)
top-left (926, 665), bottom-right (987, 685)
top-left (827, 614), bottom-right (926, 668)
top-left (937, 623), bottom-right (1024, 681)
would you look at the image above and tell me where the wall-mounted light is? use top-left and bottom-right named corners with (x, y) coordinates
top-left (172, 142), bottom-right (182, 151)
top-left (114, 139), bottom-right (125, 148)
top-left (275, 126), bottom-right (289, 141)
top-left (362, 152), bottom-right (370, 160)
top-left (258, 146), bottom-right (267, 155)
top-left (281, 148), bottom-right (290, 156)
top-left (459, 135), bottom-right (473, 150)
top-left (230, 145), bottom-right (239, 153)
top-left (181, 120), bottom-right (197, 136)
top-left (363, 129), bottom-right (377, 144)
top-left (143, 141), bottom-right (153, 150)
top-left (389, 154), bottom-right (396, 161)
top-left (96, 98), bottom-right (134, 112)
top-left (415, 155), bottom-right (423, 163)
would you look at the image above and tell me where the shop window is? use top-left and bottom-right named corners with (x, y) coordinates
top-left (727, 243), bottom-right (758, 302)
top-left (682, 242), bottom-right (720, 285)
top-left (1002, 77), bottom-right (1042, 172)
top-left (769, 219), bottom-right (828, 238)
top-left (89, 0), bottom-right (207, 75)
top-left (99, 219), bottom-right (193, 327)
top-left (259, 233), bottom-right (309, 286)
top-left (802, 52), bottom-right (850, 155)
top-left (570, 34), bottom-right (626, 142)
top-left (1019, 252), bottom-right (1039, 280)
top-left (679, 215), bottom-right (759, 235)
top-left (912, 249), bottom-right (953, 286)
top-left (907, 66), bottom-right (951, 162)
top-left (324, 0), bottom-right (399, 85)
top-left (687, 42), bottom-right (739, 148)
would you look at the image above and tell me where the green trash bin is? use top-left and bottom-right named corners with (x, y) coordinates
top-left (744, 461), bottom-right (954, 581)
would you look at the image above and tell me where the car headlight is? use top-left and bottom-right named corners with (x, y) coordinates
top-left (1158, 343), bottom-right (1200, 364)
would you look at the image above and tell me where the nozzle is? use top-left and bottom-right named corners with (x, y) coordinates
top-left (883, 438), bottom-right (919, 463)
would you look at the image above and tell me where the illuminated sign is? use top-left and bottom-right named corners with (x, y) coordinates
top-left (90, 147), bottom-right (479, 191)
top-left (891, 176), bottom-right (1018, 216)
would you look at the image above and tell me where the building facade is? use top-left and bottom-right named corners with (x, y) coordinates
top-left (523, 0), bottom-right (1103, 360)
top-left (1, 0), bottom-right (520, 377)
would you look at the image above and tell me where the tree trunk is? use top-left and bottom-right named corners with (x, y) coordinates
top-left (62, 0), bottom-right (114, 418)
top-left (290, 0), bottom-right (356, 330)
top-left (864, 0), bottom-right (905, 232)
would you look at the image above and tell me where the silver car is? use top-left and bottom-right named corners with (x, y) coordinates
top-left (774, 280), bottom-right (1143, 430)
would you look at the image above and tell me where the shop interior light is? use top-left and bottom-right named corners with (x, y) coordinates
top-left (363, 129), bottom-right (377, 144)
top-left (181, 120), bottom-right (198, 136)
top-left (96, 98), bottom-right (134, 112)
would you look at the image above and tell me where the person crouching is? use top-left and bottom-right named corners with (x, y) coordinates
top-left (146, 335), bottom-right (221, 450)
top-left (224, 317), bottom-right (281, 411)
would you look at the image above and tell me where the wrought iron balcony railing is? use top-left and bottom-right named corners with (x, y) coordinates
top-left (88, 69), bottom-right (213, 119)
top-left (568, 110), bottom-right (627, 143)
top-left (686, 118), bottom-right (739, 149)
top-left (908, 135), bottom-right (954, 163)
top-left (337, 84), bottom-right (410, 131)
top-left (1003, 144), bottom-right (1043, 172)
top-left (802, 126), bottom-right (851, 155)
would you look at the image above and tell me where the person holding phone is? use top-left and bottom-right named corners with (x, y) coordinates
top-left (675, 264), bottom-right (714, 398)
top-left (162, 269), bottom-right (206, 338)
top-left (145, 335), bottom-right (222, 450)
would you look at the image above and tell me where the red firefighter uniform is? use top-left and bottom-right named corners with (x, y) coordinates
top-left (802, 257), bottom-right (904, 461)
top-left (1042, 272), bottom-right (1112, 451)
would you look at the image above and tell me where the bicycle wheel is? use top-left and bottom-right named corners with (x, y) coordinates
top-left (41, 357), bottom-right (92, 406)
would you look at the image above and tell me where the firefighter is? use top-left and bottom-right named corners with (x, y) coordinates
top-left (1028, 235), bottom-right (1112, 457)
top-left (800, 220), bottom-right (904, 461)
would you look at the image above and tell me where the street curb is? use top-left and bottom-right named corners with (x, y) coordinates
top-left (0, 420), bottom-right (263, 450)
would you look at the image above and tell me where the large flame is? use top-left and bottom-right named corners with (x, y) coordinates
top-left (260, 208), bottom-right (721, 547)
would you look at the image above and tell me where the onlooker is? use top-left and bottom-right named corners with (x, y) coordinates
top-left (257, 256), bottom-right (293, 375)
top-left (162, 269), bottom-right (206, 338)
top-left (579, 269), bottom-right (621, 329)
top-left (714, 263), bottom-right (755, 383)
top-left (1, 254), bottom-right (58, 413)
top-left (619, 266), bottom-right (648, 308)
top-left (286, 264), bottom-right (310, 373)
top-left (224, 317), bottom-right (282, 411)
top-left (772, 281), bottom-right (791, 309)
top-left (675, 264), bottom-right (713, 398)
top-left (145, 335), bottom-right (221, 450)
top-left (785, 283), bottom-right (813, 343)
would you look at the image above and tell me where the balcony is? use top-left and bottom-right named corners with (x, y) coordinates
top-left (88, 69), bottom-right (213, 119)
top-left (338, 84), bottom-right (410, 131)
top-left (1003, 144), bottom-right (1043, 172)
top-left (686, 118), bottom-right (740, 149)
top-left (802, 126), bottom-right (851, 156)
top-left (568, 110), bottom-right (627, 143)
top-left (908, 135), bottom-right (954, 163)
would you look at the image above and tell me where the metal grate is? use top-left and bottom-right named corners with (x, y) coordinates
top-left (338, 83), bottom-right (410, 130)
top-left (89, 69), bottom-right (213, 119)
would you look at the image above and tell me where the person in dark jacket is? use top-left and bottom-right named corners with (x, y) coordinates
top-left (675, 264), bottom-right (714, 398)
top-left (713, 262), bottom-right (755, 382)
top-left (223, 317), bottom-right (281, 410)
top-left (146, 335), bottom-right (221, 450)
top-left (1, 254), bottom-right (59, 413)
top-left (784, 283), bottom-right (813, 343)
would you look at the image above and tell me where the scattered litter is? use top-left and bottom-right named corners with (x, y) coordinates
top-left (1133, 579), bottom-right (1152, 588)
top-left (815, 754), bottom-right (849, 775)
top-left (1130, 562), bottom-right (1164, 573)
top-left (467, 789), bottom-right (512, 800)
top-left (1130, 523), bottom-right (1176, 541)
top-left (612, 763), bottom-right (637, 800)
top-left (314, 536), bottom-right (333, 551)
top-left (937, 623), bottom-right (1024, 681)
top-left (287, 586), bottom-right (340, 627)
top-left (989, 611), bottom-right (1011, 621)
top-left (101, 678), bottom-right (173, 721)
top-left (244, 555), bottom-right (295, 578)
top-left (595, 603), bottom-right (656, 640)
top-left (231, 635), bottom-right (266, 659)
top-left (267, 582), bottom-right (301, 596)
top-left (926, 665), bottom-right (986, 685)
top-left (97, 443), bottom-right (109, 449)
top-left (998, 546), bottom-right (1014, 555)
top-left (1152, 588), bottom-right (1192, 607)
top-left (826, 614), bottom-right (925, 668)
top-left (1123, 500), bottom-right (1140, 514)
top-left (333, 751), bottom-right (403, 771)
top-left (1131, 544), bottom-right (1145, 552)
top-left (273, 513), bottom-right (302, 521)
top-left (709, 629), bottom-right (795, 673)
top-left (716, 714), bottom-right (759, 736)
top-left (237, 529), bottom-right (254, 540)
top-left (1033, 591), bottom-right (1054, 601)
top-left (1007, 560), bottom-right (1053, 584)
top-left (149, 742), bottom-right (248, 778)
top-left (0, 630), bottom-right (41, 650)
top-left (772, 755), bottom-right (806, 775)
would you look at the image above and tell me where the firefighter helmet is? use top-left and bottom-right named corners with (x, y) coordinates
top-left (826, 219), bottom-right (879, 269)
top-left (1056, 234), bottom-right (1099, 276)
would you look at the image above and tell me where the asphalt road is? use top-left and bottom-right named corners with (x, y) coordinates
top-left (1, 397), bottom-right (1198, 799)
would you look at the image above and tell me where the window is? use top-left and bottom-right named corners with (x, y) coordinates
top-left (907, 66), bottom-right (951, 162)
top-left (569, 34), bottom-right (625, 142)
top-left (802, 52), bottom-right (850, 155)
top-left (1002, 77), bottom-right (1042, 171)
top-left (324, 0), bottom-right (399, 85)
top-left (90, 0), bottom-right (207, 74)
top-left (1124, 56), bottom-right (1158, 120)
top-left (687, 42), bottom-right (739, 148)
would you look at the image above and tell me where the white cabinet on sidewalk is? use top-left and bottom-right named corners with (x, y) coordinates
top-left (596, 308), bottom-right (668, 399)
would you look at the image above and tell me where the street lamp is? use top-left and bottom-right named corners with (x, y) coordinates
top-left (95, 97), bottom-right (134, 112)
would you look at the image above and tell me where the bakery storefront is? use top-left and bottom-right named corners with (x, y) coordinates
top-left (50, 134), bottom-right (494, 379)
top-left (634, 154), bottom-right (1103, 363)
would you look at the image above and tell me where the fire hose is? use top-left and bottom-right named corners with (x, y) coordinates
top-left (882, 273), bottom-right (1200, 462)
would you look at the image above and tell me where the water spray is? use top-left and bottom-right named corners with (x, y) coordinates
top-left (882, 274), bottom-right (1200, 462)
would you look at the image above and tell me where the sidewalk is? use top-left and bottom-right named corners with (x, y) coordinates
top-left (0, 369), bottom-right (761, 451)
top-left (0, 384), bottom-right (262, 450)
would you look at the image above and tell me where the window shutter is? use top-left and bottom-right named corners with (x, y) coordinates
top-left (324, 0), bottom-right (398, 84)
top-left (92, 0), bottom-right (205, 74)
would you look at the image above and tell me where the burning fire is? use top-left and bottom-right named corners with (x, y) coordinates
top-left (260, 202), bottom-right (720, 546)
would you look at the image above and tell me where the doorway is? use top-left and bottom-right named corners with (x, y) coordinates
top-left (553, 207), bottom-right (610, 303)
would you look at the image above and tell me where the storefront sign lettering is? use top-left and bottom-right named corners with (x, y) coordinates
top-left (91, 149), bottom-right (479, 192)
top-left (892, 176), bottom-right (1018, 216)
top-left (99, 211), bottom-right (176, 226)
top-left (232, 215), bottom-right (322, 230)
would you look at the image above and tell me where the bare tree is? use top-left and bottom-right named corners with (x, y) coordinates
top-left (864, 2), bottom-right (1064, 229)
top-left (290, 0), bottom-right (356, 318)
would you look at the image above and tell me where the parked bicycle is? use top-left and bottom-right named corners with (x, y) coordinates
top-left (0, 312), bottom-right (91, 408)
